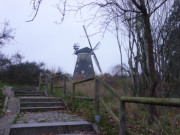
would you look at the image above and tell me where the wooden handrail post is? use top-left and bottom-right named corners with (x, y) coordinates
top-left (45, 74), bottom-right (48, 96)
top-left (63, 75), bottom-right (66, 97)
top-left (94, 78), bottom-right (100, 122)
top-left (120, 101), bottom-right (126, 135)
top-left (39, 73), bottom-right (42, 90)
top-left (72, 83), bottom-right (75, 110)
top-left (50, 78), bottom-right (53, 96)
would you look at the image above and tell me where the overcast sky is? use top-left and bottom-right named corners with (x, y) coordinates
top-left (0, 0), bottom-right (128, 75)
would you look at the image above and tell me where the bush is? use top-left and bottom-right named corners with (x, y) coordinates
top-left (0, 61), bottom-right (44, 85)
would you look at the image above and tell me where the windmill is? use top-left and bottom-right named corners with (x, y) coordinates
top-left (73, 25), bottom-right (102, 78)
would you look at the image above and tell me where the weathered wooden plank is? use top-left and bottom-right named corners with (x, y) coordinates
top-left (45, 75), bottom-right (48, 96)
top-left (72, 83), bottom-right (75, 110)
top-left (75, 96), bottom-right (94, 100)
top-left (52, 75), bottom-right (62, 79)
top-left (63, 76), bottom-right (66, 97)
top-left (120, 101), bottom-right (126, 135)
top-left (95, 77), bottom-right (120, 100)
top-left (99, 98), bottom-right (120, 126)
top-left (39, 73), bottom-right (42, 89)
top-left (50, 78), bottom-right (53, 96)
top-left (120, 97), bottom-right (180, 107)
top-left (74, 77), bottom-right (94, 84)
top-left (46, 74), bottom-right (52, 79)
top-left (94, 79), bottom-right (99, 114)
top-left (64, 75), bottom-right (73, 83)
top-left (53, 86), bottom-right (63, 88)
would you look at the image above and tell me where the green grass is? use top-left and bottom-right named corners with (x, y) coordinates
top-left (13, 113), bottom-right (25, 124)
top-left (40, 83), bottom-right (180, 135)
top-left (0, 87), bottom-right (5, 117)
top-left (42, 86), bottom-right (120, 134)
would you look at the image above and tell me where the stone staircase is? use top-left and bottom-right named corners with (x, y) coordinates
top-left (13, 86), bottom-right (46, 97)
top-left (9, 86), bottom-right (99, 135)
top-left (20, 97), bottom-right (65, 112)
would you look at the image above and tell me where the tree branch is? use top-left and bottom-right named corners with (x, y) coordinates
top-left (26, 0), bottom-right (42, 22)
top-left (150, 0), bottom-right (168, 16)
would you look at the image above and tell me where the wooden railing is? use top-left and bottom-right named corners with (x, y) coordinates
top-left (39, 73), bottom-right (180, 135)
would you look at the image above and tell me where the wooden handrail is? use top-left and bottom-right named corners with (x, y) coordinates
top-left (73, 77), bottom-right (94, 84)
top-left (120, 97), bottom-right (180, 107)
top-left (95, 76), bottom-right (120, 100)
top-left (52, 75), bottom-right (62, 79)
top-left (75, 96), bottom-right (94, 100)
top-left (38, 73), bottom-right (180, 135)
top-left (100, 98), bottom-right (120, 126)
top-left (64, 74), bottom-right (73, 83)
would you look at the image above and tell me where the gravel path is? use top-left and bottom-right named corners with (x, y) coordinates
top-left (16, 111), bottom-right (85, 124)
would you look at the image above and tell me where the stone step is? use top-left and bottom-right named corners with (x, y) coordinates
top-left (12, 86), bottom-right (38, 91)
top-left (54, 131), bottom-right (97, 135)
top-left (20, 97), bottom-right (62, 102)
top-left (14, 91), bottom-right (45, 94)
top-left (10, 121), bottom-right (96, 135)
top-left (20, 106), bottom-right (65, 112)
top-left (15, 93), bottom-right (46, 97)
top-left (20, 102), bottom-right (64, 107)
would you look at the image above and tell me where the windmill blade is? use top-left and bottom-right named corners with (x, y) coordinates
top-left (83, 25), bottom-right (93, 50)
top-left (89, 42), bottom-right (100, 56)
top-left (93, 42), bottom-right (100, 51)
top-left (93, 54), bottom-right (102, 73)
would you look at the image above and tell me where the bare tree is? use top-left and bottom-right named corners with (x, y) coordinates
top-left (28, 0), bottom-right (173, 123)
top-left (0, 20), bottom-right (14, 48)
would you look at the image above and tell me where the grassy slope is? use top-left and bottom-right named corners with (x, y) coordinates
top-left (45, 82), bottom-right (180, 135)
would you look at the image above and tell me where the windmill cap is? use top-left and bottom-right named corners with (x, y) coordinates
top-left (75, 47), bottom-right (92, 55)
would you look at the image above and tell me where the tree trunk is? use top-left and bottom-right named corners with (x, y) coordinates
top-left (140, 0), bottom-right (158, 123)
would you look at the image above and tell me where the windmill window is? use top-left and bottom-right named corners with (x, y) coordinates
top-left (81, 70), bottom-right (85, 74)
top-left (76, 65), bottom-right (78, 67)
top-left (89, 65), bottom-right (92, 67)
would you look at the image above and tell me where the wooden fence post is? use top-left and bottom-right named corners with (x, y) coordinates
top-left (50, 78), bottom-right (53, 96)
top-left (39, 73), bottom-right (42, 90)
top-left (45, 75), bottom-right (48, 95)
top-left (63, 75), bottom-right (66, 97)
top-left (120, 101), bottom-right (126, 135)
top-left (94, 78), bottom-right (100, 122)
top-left (72, 83), bottom-right (75, 110)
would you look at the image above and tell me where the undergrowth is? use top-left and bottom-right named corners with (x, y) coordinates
top-left (41, 79), bottom-right (180, 135)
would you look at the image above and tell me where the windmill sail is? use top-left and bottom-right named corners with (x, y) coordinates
top-left (83, 25), bottom-right (93, 50)
top-left (83, 25), bottom-right (102, 74)
top-left (89, 42), bottom-right (100, 56)
top-left (93, 54), bottom-right (102, 73)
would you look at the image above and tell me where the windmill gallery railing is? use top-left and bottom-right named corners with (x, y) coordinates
top-left (39, 73), bottom-right (180, 135)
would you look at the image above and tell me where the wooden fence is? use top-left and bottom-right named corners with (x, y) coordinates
top-left (39, 73), bottom-right (180, 135)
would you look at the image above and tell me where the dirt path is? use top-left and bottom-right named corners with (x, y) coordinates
top-left (0, 87), bottom-right (19, 135)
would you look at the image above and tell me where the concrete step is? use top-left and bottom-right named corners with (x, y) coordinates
top-left (20, 97), bottom-right (63, 102)
top-left (20, 106), bottom-right (65, 112)
top-left (14, 91), bottom-right (45, 94)
top-left (20, 102), bottom-right (64, 107)
top-left (12, 86), bottom-right (38, 91)
top-left (15, 93), bottom-right (46, 97)
top-left (10, 121), bottom-right (97, 135)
